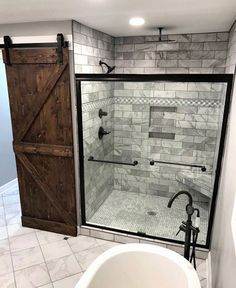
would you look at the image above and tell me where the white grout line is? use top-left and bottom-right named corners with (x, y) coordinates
top-left (2, 195), bottom-right (17, 288)
top-left (35, 232), bottom-right (54, 287)
top-left (65, 237), bottom-right (84, 273)
top-left (206, 252), bottom-right (212, 288)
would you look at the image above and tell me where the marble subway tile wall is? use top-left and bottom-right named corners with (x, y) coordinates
top-left (114, 32), bottom-right (229, 74)
top-left (73, 20), bottom-right (115, 73)
top-left (73, 21), bottom-right (115, 219)
top-left (113, 31), bottom-right (229, 203)
top-left (82, 82), bottom-right (114, 219)
top-left (72, 24), bottom-right (230, 218)
top-left (113, 81), bottom-right (226, 202)
top-left (226, 22), bottom-right (236, 73)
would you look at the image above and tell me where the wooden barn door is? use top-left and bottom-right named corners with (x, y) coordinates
top-left (3, 47), bottom-right (77, 236)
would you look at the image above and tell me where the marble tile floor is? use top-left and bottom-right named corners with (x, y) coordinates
top-left (0, 188), bottom-right (207, 288)
top-left (89, 190), bottom-right (209, 245)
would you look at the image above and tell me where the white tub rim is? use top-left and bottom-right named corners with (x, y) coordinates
top-left (75, 243), bottom-right (201, 288)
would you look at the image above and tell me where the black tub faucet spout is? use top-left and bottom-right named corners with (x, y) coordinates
top-left (168, 191), bottom-right (193, 208)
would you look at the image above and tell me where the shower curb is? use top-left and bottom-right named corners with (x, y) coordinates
top-left (78, 225), bottom-right (209, 259)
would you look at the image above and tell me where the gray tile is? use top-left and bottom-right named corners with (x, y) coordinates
top-left (89, 190), bottom-right (208, 245)
top-left (46, 254), bottom-right (82, 282)
top-left (14, 263), bottom-right (51, 288)
top-left (149, 132), bottom-right (175, 139)
top-left (0, 273), bottom-right (15, 288)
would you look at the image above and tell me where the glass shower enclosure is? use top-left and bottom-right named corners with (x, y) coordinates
top-left (76, 74), bottom-right (233, 248)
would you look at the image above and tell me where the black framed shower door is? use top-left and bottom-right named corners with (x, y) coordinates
top-left (75, 73), bottom-right (233, 249)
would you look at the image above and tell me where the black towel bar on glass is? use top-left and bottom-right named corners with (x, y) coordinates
top-left (150, 160), bottom-right (206, 172)
top-left (88, 156), bottom-right (138, 166)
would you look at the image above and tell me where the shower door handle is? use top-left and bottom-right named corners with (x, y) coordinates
top-left (88, 156), bottom-right (138, 166)
top-left (150, 160), bottom-right (206, 171)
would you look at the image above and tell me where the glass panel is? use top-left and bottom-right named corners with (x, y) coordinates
top-left (81, 81), bottom-right (115, 229)
top-left (81, 80), bottom-right (227, 246)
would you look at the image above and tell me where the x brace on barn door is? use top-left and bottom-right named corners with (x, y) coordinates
top-left (0, 33), bottom-right (68, 65)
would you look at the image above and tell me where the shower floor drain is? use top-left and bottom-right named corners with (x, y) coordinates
top-left (147, 211), bottom-right (157, 216)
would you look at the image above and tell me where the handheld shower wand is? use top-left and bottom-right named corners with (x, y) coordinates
top-left (190, 208), bottom-right (200, 269)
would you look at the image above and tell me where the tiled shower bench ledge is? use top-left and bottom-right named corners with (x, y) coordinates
top-left (176, 171), bottom-right (214, 198)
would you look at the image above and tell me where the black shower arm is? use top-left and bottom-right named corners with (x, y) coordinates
top-left (99, 61), bottom-right (109, 69)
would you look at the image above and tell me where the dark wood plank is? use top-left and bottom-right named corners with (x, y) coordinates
top-left (17, 160), bottom-right (66, 225)
top-left (3, 48), bottom-right (58, 64)
top-left (15, 62), bottom-right (68, 141)
top-left (16, 153), bottom-right (75, 226)
top-left (22, 216), bottom-right (77, 236)
top-left (27, 153), bottom-right (77, 223)
top-left (13, 142), bottom-right (73, 157)
top-left (23, 64), bottom-right (73, 146)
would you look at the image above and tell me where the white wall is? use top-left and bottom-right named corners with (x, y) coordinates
top-left (0, 21), bottom-right (72, 43)
top-left (211, 21), bottom-right (236, 288)
top-left (0, 21), bottom-right (72, 35)
top-left (0, 57), bottom-right (17, 186)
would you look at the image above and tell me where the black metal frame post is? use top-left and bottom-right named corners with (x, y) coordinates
top-left (75, 73), bottom-right (233, 249)
top-left (75, 73), bottom-right (233, 82)
top-left (76, 80), bottom-right (86, 224)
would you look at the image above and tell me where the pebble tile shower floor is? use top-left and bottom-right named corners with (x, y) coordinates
top-left (0, 187), bottom-right (207, 288)
top-left (89, 190), bottom-right (209, 245)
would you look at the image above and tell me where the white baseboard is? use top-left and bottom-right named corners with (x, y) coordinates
top-left (207, 251), bottom-right (212, 288)
top-left (0, 178), bottom-right (18, 195)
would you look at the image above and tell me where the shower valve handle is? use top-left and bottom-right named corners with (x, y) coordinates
top-left (99, 109), bottom-right (108, 118)
top-left (176, 229), bottom-right (181, 236)
top-left (103, 131), bottom-right (110, 135)
top-left (176, 223), bottom-right (186, 236)
top-left (98, 127), bottom-right (111, 139)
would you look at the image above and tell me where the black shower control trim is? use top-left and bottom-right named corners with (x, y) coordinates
top-left (99, 109), bottom-right (108, 118)
top-left (98, 127), bottom-right (111, 139)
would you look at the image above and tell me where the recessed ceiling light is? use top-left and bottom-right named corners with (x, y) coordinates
top-left (129, 17), bottom-right (145, 26)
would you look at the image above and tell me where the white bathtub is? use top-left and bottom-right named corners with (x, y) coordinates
top-left (75, 243), bottom-right (201, 288)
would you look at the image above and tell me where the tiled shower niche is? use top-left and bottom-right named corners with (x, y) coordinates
top-left (149, 106), bottom-right (177, 140)
top-left (80, 79), bottom-right (227, 246)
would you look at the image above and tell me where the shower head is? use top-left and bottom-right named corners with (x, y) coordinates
top-left (99, 60), bottom-right (116, 74)
top-left (145, 27), bottom-right (176, 43)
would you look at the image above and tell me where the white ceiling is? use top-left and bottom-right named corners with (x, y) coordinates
top-left (0, 0), bottom-right (236, 36)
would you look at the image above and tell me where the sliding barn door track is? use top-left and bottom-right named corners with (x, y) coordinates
top-left (0, 33), bottom-right (69, 65)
